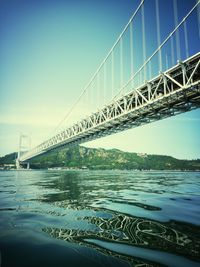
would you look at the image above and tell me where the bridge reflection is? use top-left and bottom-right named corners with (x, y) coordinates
top-left (42, 206), bottom-right (200, 267)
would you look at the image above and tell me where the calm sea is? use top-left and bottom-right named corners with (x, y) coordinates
top-left (0, 170), bottom-right (200, 267)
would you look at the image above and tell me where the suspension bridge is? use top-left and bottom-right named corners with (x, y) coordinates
top-left (17, 0), bottom-right (200, 168)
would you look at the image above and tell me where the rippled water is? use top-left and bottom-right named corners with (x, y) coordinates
top-left (0, 170), bottom-right (200, 267)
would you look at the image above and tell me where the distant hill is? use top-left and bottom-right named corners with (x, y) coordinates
top-left (0, 146), bottom-right (200, 171)
top-left (0, 152), bottom-right (17, 165)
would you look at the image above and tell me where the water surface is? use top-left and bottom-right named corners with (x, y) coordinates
top-left (0, 170), bottom-right (200, 267)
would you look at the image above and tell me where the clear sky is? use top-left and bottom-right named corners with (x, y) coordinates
top-left (0, 0), bottom-right (200, 160)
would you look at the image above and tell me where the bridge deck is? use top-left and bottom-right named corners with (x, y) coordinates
top-left (20, 52), bottom-right (200, 162)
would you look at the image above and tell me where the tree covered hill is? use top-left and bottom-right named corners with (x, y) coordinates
top-left (0, 146), bottom-right (200, 170)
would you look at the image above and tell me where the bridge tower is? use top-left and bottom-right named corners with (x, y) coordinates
top-left (16, 134), bottom-right (31, 169)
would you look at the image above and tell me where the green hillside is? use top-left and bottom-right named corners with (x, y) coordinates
top-left (0, 153), bottom-right (17, 165)
top-left (1, 146), bottom-right (199, 170)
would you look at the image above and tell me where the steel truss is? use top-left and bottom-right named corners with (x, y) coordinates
top-left (20, 52), bottom-right (200, 162)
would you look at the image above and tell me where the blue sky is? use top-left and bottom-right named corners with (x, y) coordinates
top-left (0, 0), bottom-right (200, 159)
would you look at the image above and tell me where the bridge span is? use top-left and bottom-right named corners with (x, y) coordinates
top-left (19, 53), bottom-right (200, 163)
top-left (17, 0), bottom-right (200, 167)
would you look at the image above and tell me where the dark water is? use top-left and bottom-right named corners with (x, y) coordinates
top-left (0, 170), bottom-right (200, 267)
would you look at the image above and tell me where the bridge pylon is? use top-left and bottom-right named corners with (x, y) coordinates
top-left (16, 133), bottom-right (31, 170)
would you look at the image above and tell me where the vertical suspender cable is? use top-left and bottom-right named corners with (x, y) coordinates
top-left (112, 51), bottom-right (114, 98)
top-left (120, 38), bottom-right (123, 91)
top-left (156, 0), bottom-right (162, 71)
top-left (170, 36), bottom-right (175, 66)
top-left (88, 88), bottom-right (90, 116)
top-left (183, 20), bottom-right (189, 59)
top-left (88, 84), bottom-right (91, 113)
top-left (91, 80), bottom-right (94, 111)
top-left (149, 61), bottom-right (152, 80)
top-left (173, 0), bottom-right (181, 60)
top-left (97, 72), bottom-right (100, 109)
top-left (196, 0), bottom-right (200, 39)
top-left (104, 63), bottom-right (106, 106)
top-left (130, 21), bottom-right (134, 80)
top-left (142, 3), bottom-right (146, 81)
top-left (166, 54), bottom-right (169, 70)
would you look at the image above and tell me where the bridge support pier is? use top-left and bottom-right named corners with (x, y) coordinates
top-left (16, 133), bottom-right (31, 170)
top-left (16, 158), bottom-right (21, 170)
top-left (27, 162), bottom-right (30, 170)
top-left (16, 159), bottom-right (30, 170)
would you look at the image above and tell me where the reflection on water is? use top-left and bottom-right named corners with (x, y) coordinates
top-left (43, 209), bottom-right (200, 266)
top-left (0, 170), bottom-right (200, 267)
